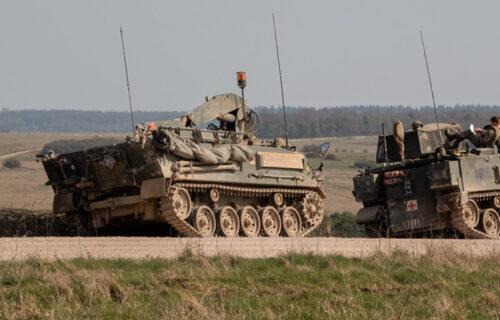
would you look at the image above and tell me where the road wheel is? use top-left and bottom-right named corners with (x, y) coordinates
top-left (481, 209), bottom-right (500, 238)
top-left (260, 206), bottom-right (281, 237)
top-left (280, 207), bottom-right (301, 237)
top-left (461, 200), bottom-right (480, 228)
top-left (193, 206), bottom-right (216, 237)
top-left (217, 206), bottom-right (239, 237)
top-left (239, 206), bottom-right (261, 237)
top-left (168, 187), bottom-right (191, 220)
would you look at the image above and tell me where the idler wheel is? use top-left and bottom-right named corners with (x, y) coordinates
top-left (461, 200), bottom-right (480, 228)
top-left (238, 206), bottom-right (261, 237)
top-left (169, 187), bottom-right (191, 220)
top-left (260, 206), bottom-right (281, 237)
top-left (217, 206), bottom-right (240, 237)
top-left (193, 206), bottom-right (216, 237)
top-left (482, 209), bottom-right (500, 237)
top-left (280, 207), bottom-right (302, 237)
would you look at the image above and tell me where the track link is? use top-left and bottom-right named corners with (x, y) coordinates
top-left (161, 182), bottom-right (324, 237)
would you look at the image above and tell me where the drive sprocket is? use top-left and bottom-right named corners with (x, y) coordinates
top-left (298, 192), bottom-right (324, 236)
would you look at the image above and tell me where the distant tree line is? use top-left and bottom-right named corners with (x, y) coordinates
top-left (2, 105), bottom-right (500, 137)
top-left (0, 110), bottom-right (181, 133)
top-left (254, 105), bottom-right (500, 138)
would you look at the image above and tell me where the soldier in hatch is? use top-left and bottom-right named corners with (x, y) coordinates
top-left (447, 116), bottom-right (500, 148)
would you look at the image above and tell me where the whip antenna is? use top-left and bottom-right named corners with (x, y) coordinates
top-left (120, 27), bottom-right (135, 134)
top-left (420, 30), bottom-right (444, 145)
top-left (272, 13), bottom-right (289, 147)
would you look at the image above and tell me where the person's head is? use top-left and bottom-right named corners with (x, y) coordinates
top-left (490, 116), bottom-right (500, 127)
top-left (274, 137), bottom-right (286, 147)
top-left (411, 121), bottom-right (423, 130)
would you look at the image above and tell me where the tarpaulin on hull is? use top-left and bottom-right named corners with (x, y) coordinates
top-left (159, 129), bottom-right (255, 164)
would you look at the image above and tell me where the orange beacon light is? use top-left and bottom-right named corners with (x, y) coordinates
top-left (237, 72), bottom-right (246, 89)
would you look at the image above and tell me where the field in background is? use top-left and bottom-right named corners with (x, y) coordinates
top-left (0, 132), bottom-right (126, 157)
top-left (0, 133), bottom-right (377, 214)
top-left (0, 251), bottom-right (498, 319)
top-left (291, 135), bottom-right (377, 153)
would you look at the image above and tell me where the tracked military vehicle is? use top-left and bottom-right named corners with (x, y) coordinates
top-left (353, 121), bottom-right (500, 239)
top-left (40, 75), bottom-right (327, 237)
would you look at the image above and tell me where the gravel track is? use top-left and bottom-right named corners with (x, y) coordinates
top-left (0, 237), bottom-right (497, 261)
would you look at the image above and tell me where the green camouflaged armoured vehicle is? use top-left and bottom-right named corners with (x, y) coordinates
top-left (353, 122), bottom-right (500, 239)
top-left (40, 82), bottom-right (327, 237)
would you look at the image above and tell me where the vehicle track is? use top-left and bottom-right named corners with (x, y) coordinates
top-left (0, 237), bottom-right (497, 261)
top-left (166, 182), bottom-right (324, 238)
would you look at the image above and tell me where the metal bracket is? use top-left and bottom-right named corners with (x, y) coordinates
top-left (249, 173), bottom-right (304, 182)
top-left (213, 130), bottom-right (220, 144)
top-left (192, 129), bottom-right (203, 143)
top-left (494, 166), bottom-right (500, 184)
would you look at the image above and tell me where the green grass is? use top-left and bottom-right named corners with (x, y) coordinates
top-left (329, 211), bottom-right (365, 237)
top-left (0, 252), bottom-right (499, 319)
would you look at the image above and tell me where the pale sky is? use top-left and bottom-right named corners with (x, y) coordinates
top-left (1, 0), bottom-right (500, 112)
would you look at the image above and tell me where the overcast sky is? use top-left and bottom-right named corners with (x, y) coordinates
top-left (1, 1), bottom-right (500, 112)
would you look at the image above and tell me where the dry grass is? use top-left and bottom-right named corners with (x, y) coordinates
top-left (0, 250), bottom-right (498, 319)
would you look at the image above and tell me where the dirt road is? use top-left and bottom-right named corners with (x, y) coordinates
top-left (0, 148), bottom-right (39, 160)
top-left (0, 237), bottom-right (497, 261)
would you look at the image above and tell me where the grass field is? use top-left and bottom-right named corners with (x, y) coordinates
top-left (0, 133), bottom-right (377, 214)
top-left (0, 251), bottom-right (498, 319)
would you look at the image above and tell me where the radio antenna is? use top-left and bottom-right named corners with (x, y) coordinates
top-left (420, 30), bottom-right (444, 145)
top-left (120, 27), bottom-right (135, 134)
top-left (272, 13), bottom-right (289, 147)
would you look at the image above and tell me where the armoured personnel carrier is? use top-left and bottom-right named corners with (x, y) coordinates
top-left (40, 76), bottom-right (327, 237)
top-left (353, 121), bottom-right (500, 239)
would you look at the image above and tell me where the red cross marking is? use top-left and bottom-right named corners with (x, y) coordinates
top-left (407, 201), bottom-right (418, 211)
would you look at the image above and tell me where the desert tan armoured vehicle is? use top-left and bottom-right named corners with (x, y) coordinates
top-left (353, 121), bottom-right (500, 239)
top-left (40, 80), bottom-right (327, 237)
